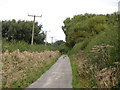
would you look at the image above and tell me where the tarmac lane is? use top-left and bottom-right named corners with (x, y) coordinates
top-left (26, 55), bottom-right (72, 88)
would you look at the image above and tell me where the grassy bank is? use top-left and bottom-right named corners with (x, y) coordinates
top-left (69, 53), bottom-right (98, 88)
top-left (69, 55), bottom-right (87, 88)
top-left (2, 49), bottom-right (61, 88)
top-left (69, 25), bottom-right (119, 88)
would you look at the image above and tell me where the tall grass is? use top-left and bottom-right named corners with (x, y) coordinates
top-left (2, 38), bottom-right (57, 53)
top-left (85, 26), bottom-right (119, 65)
top-left (2, 38), bottom-right (61, 88)
top-left (69, 55), bottom-right (97, 88)
top-left (2, 49), bottom-right (60, 88)
top-left (69, 25), bottom-right (119, 88)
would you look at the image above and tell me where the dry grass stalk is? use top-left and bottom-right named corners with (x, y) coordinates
top-left (2, 49), bottom-right (60, 87)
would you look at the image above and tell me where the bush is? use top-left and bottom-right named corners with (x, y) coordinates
top-left (85, 26), bottom-right (119, 62)
top-left (69, 38), bottom-right (90, 55)
top-left (59, 44), bottom-right (71, 54)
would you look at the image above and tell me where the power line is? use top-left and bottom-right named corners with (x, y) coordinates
top-left (28, 14), bottom-right (42, 45)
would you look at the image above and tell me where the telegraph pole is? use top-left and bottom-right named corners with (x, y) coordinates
top-left (28, 14), bottom-right (42, 45)
top-left (44, 30), bottom-right (50, 46)
top-left (50, 36), bottom-right (54, 44)
top-left (55, 39), bottom-right (57, 42)
top-left (45, 31), bottom-right (47, 46)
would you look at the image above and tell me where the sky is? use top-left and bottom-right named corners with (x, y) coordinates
top-left (0, 0), bottom-right (119, 43)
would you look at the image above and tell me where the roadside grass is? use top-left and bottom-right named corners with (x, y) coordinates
top-left (2, 38), bottom-right (57, 53)
top-left (2, 38), bottom-right (62, 88)
top-left (2, 49), bottom-right (61, 88)
top-left (69, 55), bottom-right (97, 88)
top-left (69, 25), bottom-right (119, 88)
top-left (12, 54), bottom-right (61, 88)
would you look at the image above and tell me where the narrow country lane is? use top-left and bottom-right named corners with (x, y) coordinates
top-left (26, 55), bottom-right (72, 88)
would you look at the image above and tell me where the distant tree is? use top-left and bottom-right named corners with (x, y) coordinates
top-left (53, 40), bottom-right (65, 48)
top-left (2, 20), bottom-right (45, 44)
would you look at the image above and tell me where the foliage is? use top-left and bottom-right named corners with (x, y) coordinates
top-left (85, 25), bottom-right (119, 63)
top-left (64, 12), bottom-right (119, 88)
top-left (69, 55), bottom-right (97, 88)
top-left (53, 40), bottom-right (65, 48)
top-left (2, 38), bottom-right (57, 53)
top-left (69, 38), bottom-right (90, 55)
top-left (62, 13), bottom-right (107, 47)
top-left (2, 19), bottom-right (45, 44)
top-left (59, 44), bottom-right (72, 54)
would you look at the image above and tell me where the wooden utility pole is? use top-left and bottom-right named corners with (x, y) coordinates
top-left (45, 31), bottom-right (47, 46)
top-left (28, 14), bottom-right (42, 45)
top-left (50, 36), bottom-right (54, 44)
top-left (44, 30), bottom-right (50, 46)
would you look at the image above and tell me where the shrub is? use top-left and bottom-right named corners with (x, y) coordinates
top-left (59, 44), bottom-right (71, 54)
top-left (85, 27), bottom-right (119, 62)
top-left (69, 38), bottom-right (90, 55)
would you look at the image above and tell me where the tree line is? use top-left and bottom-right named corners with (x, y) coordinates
top-left (61, 12), bottom-right (117, 49)
top-left (2, 19), bottom-right (46, 44)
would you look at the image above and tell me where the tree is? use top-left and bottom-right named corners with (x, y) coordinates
top-left (2, 20), bottom-right (45, 44)
top-left (53, 40), bottom-right (65, 48)
top-left (62, 14), bottom-right (107, 47)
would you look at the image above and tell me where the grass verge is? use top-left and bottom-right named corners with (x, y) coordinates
top-left (68, 26), bottom-right (119, 88)
top-left (2, 50), bottom-right (61, 88)
top-left (17, 54), bottom-right (61, 88)
top-left (69, 55), bottom-right (97, 88)
top-left (16, 54), bottom-right (62, 88)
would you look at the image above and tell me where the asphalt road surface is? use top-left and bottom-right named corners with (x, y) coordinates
top-left (27, 55), bottom-right (72, 88)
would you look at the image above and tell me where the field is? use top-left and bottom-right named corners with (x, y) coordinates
top-left (2, 49), bottom-right (60, 88)
top-left (2, 39), bottom-right (60, 88)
